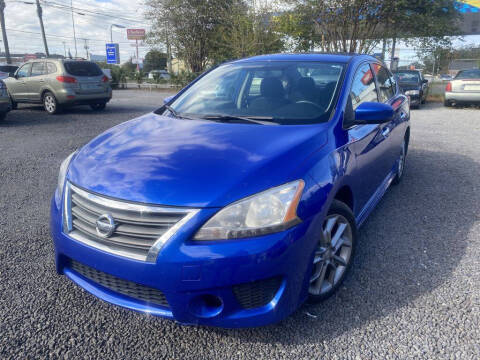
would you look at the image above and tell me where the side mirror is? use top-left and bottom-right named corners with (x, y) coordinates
top-left (422, 79), bottom-right (428, 84)
top-left (354, 102), bottom-right (394, 124)
top-left (163, 95), bottom-right (174, 105)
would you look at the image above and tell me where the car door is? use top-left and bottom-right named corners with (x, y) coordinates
top-left (26, 61), bottom-right (46, 102)
top-left (345, 62), bottom-right (396, 212)
top-left (6, 63), bottom-right (31, 101)
top-left (372, 64), bottom-right (407, 174)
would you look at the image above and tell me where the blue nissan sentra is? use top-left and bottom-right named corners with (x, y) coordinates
top-left (51, 53), bottom-right (410, 328)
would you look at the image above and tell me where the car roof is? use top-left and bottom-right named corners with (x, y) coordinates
top-left (232, 53), bottom-right (375, 64)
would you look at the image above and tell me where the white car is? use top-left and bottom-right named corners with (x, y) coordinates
top-left (444, 69), bottom-right (480, 107)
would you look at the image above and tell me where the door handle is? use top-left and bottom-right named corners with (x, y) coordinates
top-left (382, 127), bottom-right (390, 137)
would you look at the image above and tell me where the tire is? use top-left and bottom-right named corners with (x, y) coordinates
top-left (43, 92), bottom-right (60, 114)
top-left (90, 103), bottom-right (106, 111)
top-left (392, 137), bottom-right (407, 185)
top-left (0, 112), bottom-right (6, 122)
top-left (307, 200), bottom-right (357, 303)
top-left (444, 99), bottom-right (451, 107)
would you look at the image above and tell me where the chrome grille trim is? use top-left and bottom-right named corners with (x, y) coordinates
top-left (63, 182), bottom-right (199, 262)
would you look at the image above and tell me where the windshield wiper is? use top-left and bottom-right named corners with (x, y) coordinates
top-left (200, 114), bottom-right (276, 125)
top-left (164, 105), bottom-right (194, 120)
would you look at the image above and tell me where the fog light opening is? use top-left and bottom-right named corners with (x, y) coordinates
top-left (189, 294), bottom-right (224, 319)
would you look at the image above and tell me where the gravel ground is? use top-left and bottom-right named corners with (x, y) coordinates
top-left (0, 92), bottom-right (479, 359)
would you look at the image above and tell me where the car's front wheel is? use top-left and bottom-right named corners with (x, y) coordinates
top-left (308, 200), bottom-right (357, 303)
top-left (392, 138), bottom-right (407, 185)
top-left (43, 92), bottom-right (60, 114)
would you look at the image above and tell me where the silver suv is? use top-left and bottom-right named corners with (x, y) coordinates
top-left (5, 59), bottom-right (112, 114)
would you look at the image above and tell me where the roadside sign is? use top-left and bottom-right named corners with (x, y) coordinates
top-left (127, 29), bottom-right (146, 40)
top-left (106, 43), bottom-right (120, 64)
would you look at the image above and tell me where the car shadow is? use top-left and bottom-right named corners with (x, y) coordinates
top-left (205, 148), bottom-right (478, 343)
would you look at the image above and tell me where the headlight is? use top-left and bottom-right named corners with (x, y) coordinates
top-left (194, 180), bottom-right (305, 240)
top-left (405, 90), bottom-right (420, 96)
top-left (57, 151), bottom-right (77, 196)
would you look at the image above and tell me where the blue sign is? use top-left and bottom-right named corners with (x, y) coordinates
top-left (106, 43), bottom-right (120, 64)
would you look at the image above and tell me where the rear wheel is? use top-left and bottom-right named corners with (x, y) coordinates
top-left (392, 138), bottom-right (407, 185)
top-left (444, 99), bottom-right (451, 107)
top-left (90, 103), bottom-right (106, 111)
top-left (308, 200), bottom-right (357, 303)
top-left (43, 92), bottom-right (60, 114)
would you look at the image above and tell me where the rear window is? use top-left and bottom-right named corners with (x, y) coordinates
top-left (64, 62), bottom-right (103, 76)
top-left (0, 65), bottom-right (18, 73)
top-left (455, 69), bottom-right (480, 79)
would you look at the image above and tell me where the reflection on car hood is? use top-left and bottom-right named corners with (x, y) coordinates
top-left (68, 113), bottom-right (328, 207)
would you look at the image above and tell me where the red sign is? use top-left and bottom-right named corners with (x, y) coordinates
top-left (24, 54), bottom-right (37, 61)
top-left (127, 29), bottom-right (146, 40)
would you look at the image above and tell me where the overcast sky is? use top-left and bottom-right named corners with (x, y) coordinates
top-left (3, 0), bottom-right (479, 66)
top-left (4, 0), bottom-right (148, 62)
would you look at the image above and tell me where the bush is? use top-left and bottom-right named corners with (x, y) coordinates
top-left (170, 71), bottom-right (199, 88)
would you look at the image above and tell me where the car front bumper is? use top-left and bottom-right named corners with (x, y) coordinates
top-left (445, 91), bottom-right (480, 103)
top-left (51, 195), bottom-right (315, 328)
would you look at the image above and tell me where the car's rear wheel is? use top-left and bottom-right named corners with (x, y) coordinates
top-left (308, 200), bottom-right (356, 303)
top-left (90, 103), bottom-right (106, 111)
top-left (444, 99), bottom-right (451, 107)
top-left (43, 92), bottom-right (60, 114)
top-left (392, 138), bottom-right (407, 185)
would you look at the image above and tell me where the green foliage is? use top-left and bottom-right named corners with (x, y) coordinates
top-left (170, 70), bottom-right (199, 88)
top-left (143, 50), bottom-right (168, 73)
top-left (134, 71), bottom-right (145, 84)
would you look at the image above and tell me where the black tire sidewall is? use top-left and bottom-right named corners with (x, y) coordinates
top-left (307, 199), bottom-right (357, 303)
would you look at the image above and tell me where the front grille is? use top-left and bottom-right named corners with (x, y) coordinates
top-left (64, 183), bottom-right (198, 262)
top-left (232, 277), bottom-right (282, 309)
top-left (70, 259), bottom-right (169, 308)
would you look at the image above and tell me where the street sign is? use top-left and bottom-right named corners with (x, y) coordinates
top-left (106, 43), bottom-right (120, 64)
top-left (127, 29), bottom-right (146, 40)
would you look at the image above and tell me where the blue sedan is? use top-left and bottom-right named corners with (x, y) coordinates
top-left (51, 53), bottom-right (410, 328)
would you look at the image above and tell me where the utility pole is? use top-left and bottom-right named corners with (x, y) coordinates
top-left (0, 0), bottom-right (11, 64)
top-left (62, 41), bottom-right (66, 58)
top-left (35, 0), bottom-right (49, 57)
top-left (83, 38), bottom-right (89, 60)
top-left (71, 0), bottom-right (77, 57)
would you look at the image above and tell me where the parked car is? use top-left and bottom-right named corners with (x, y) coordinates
top-left (0, 64), bottom-right (18, 79)
top-left (444, 69), bottom-right (480, 107)
top-left (439, 74), bottom-right (452, 82)
top-left (148, 69), bottom-right (171, 80)
top-left (393, 69), bottom-right (429, 108)
top-left (0, 79), bottom-right (12, 121)
top-left (51, 53), bottom-right (410, 328)
top-left (4, 59), bottom-right (112, 114)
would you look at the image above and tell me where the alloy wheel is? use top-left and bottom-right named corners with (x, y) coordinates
top-left (44, 94), bottom-right (56, 113)
top-left (309, 214), bottom-right (353, 296)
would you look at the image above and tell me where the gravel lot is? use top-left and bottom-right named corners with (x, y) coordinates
top-left (0, 91), bottom-right (479, 359)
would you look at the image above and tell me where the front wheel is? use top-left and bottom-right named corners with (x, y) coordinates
top-left (308, 200), bottom-right (357, 303)
top-left (43, 92), bottom-right (60, 114)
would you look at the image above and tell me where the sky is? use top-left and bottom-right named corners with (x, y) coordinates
top-left (3, 0), bottom-right (149, 62)
top-left (2, 0), bottom-right (479, 66)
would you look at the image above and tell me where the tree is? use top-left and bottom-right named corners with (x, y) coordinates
top-left (146, 0), bottom-right (237, 73)
top-left (211, 2), bottom-right (284, 63)
top-left (276, 0), bottom-right (460, 55)
top-left (143, 50), bottom-right (168, 73)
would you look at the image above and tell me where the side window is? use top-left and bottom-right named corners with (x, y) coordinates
top-left (31, 62), bottom-right (45, 77)
top-left (372, 64), bottom-right (395, 102)
top-left (46, 62), bottom-right (57, 74)
top-left (16, 63), bottom-right (32, 78)
top-left (350, 63), bottom-right (378, 110)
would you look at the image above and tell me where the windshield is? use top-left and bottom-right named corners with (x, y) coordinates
top-left (166, 61), bottom-right (345, 125)
top-left (395, 71), bottom-right (420, 83)
top-left (455, 69), bottom-right (480, 79)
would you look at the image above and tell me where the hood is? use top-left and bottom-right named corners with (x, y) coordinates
top-left (68, 113), bottom-right (328, 207)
